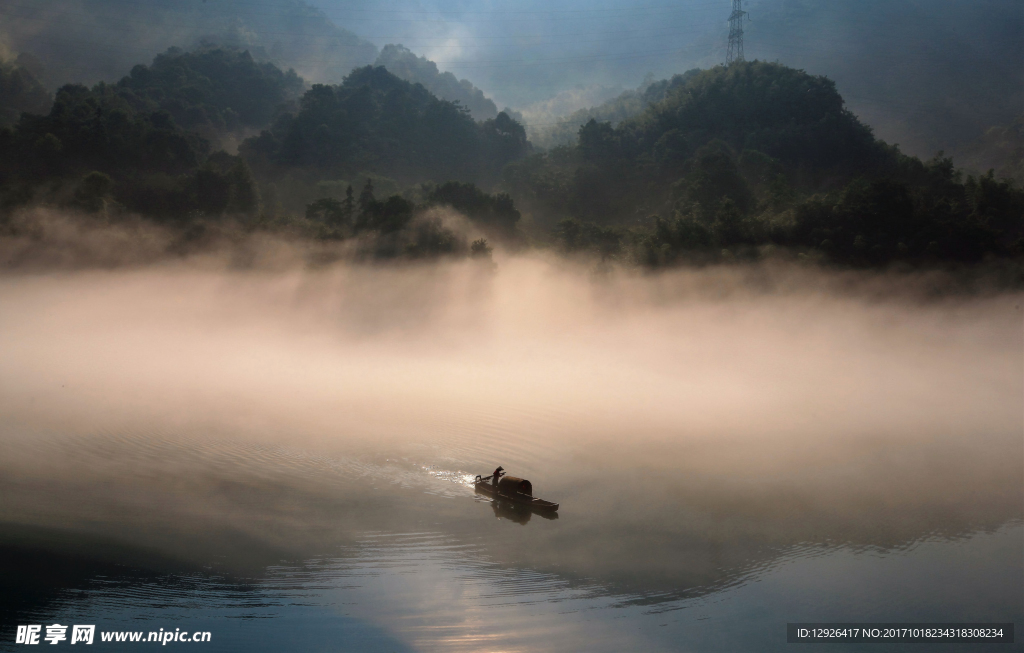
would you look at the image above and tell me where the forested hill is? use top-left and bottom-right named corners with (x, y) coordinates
top-left (241, 66), bottom-right (529, 186)
top-left (0, 46), bottom-right (307, 180)
top-left (0, 53), bottom-right (530, 229)
top-left (507, 61), bottom-right (882, 222)
top-left (524, 71), bottom-right (698, 150)
top-left (374, 46), bottom-right (499, 122)
top-left (0, 54), bottom-right (52, 127)
top-left (0, 53), bottom-right (1020, 270)
top-left (505, 61), bottom-right (1024, 267)
top-left (0, 0), bottom-right (377, 90)
top-left (117, 48), bottom-right (306, 139)
top-left (744, 0), bottom-right (1024, 160)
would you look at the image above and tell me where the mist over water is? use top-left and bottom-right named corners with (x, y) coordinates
top-left (0, 240), bottom-right (1020, 650)
top-left (1, 0), bottom-right (1021, 645)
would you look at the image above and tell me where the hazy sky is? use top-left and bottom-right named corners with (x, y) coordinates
top-left (1, 0), bottom-right (1020, 154)
top-left (305, 0), bottom-right (1022, 153)
top-left (312, 0), bottom-right (727, 103)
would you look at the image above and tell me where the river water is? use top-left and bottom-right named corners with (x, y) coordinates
top-left (1, 257), bottom-right (1021, 651)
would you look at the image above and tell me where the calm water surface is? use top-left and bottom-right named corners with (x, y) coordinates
top-left (0, 263), bottom-right (1021, 651)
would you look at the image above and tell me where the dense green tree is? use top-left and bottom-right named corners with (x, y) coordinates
top-left (553, 218), bottom-right (624, 258)
top-left (786, 170), bottom-right (1016, 265)
top-left (403, 216), bottom-right (462, 258)
top-left (425, 181), bottom-right (521, 238)
top-left (637, 62), bottom-right (880, 175)
top-left (357, 195), bottom-right (414, 234)
top-left (358, 178), bottom-right (376, 216)
top-left (0, 47), bottom-right (306, 203)
top-left (71, 171), bottom-right (115, 213)
top-left (676, 142), bottom-right (755, 219)
top-left (526, 70), bottom-right (700, 149)
top-left (306, 197), bottom-right (344, 224)
top-left (637, 215), bottom-right (714, 266)
top-left (2, 81), bottom-right (208, 184)
top-left (958, 114), bottom-right (1024, 185)
top-left (342, 185), bottom-right (356, 224)
top-left (0, 56), bottom-right (51, 126)
top-left (374, 44), bottom-right (498, 121)
top-left (470, 238), bottom-right (493, 259)
top-left (506, 61), bottom-right (887, 227)
top-left (501, 60), bottom-right (1023, 268)
top-left (0, 45), bottom-right (1019, 270)
top-left (117, 47), bottom-right (305, 134)
top-left (241, 66), bottom-right (530, 185)
top-left (174, 151), bottom-right (261, 218)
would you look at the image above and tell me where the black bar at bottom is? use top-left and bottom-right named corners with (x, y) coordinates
top-left (787, 623), bottom-right (1014, 643)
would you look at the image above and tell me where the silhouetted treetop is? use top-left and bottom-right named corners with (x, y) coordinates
top-left (118, 47), bottom-right (305, 133)
top-left (241, 66), bottom-right (530, 185)
top-left (0, 55), bottom-right (52, 126)
top-left (624, 61), bottom-right (881, 174)
top-left (11, 82), bottom-right (207, 177)
top-left (425, 181), bottom-right (521, 238)
top-left (374, 44), bottom-right (498, 121)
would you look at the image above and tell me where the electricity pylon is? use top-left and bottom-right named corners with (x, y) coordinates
top-left (726, 0), bottom-right (747, 65)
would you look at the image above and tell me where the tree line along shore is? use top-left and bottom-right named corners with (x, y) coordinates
top-left (1, 48), bottom-right (1021, 270)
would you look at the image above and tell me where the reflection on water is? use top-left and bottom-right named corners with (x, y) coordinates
top-left (0, 259), bottom-right (1021, 651)
top-left (487, 497), bottom-right (559, 525)
top-left (492, 500), bottom-right (532, 525)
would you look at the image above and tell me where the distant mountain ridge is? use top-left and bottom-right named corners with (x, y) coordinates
top-left (743, 0), bottom-right (1024, 157)
top-left (1, 1), bottom-right (508, 124)
top-left (523, 72), bottom-right (701, 150)
top-left (505, 61), bottom-right (1024, 267)
top-left (0, 53), bottom-right (51, 126)
top-left (242, 66), bottom-right (528, 186)
top-left (0, 0), bottom-right (378, 89)
top-left (374, 45), bottom-right (498, 122)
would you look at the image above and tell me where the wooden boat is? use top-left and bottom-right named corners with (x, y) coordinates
top-left (474, 474), bottom-right (559, 512)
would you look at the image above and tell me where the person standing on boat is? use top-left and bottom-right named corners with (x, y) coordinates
top-left (492, 466), bottom-right (504, 486)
